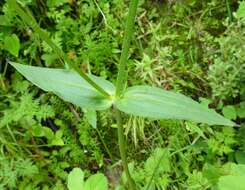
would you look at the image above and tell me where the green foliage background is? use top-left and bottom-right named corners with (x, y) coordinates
top-left (0, 0), bottom-right (244, 189)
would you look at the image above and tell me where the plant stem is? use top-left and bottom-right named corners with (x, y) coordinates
top-left (116, 0), bottom-right (139, 97)
top-left (8, 0), bottom-right (111, 98)
top-left (96, 128), bottom-right (113, 161)
top-left (225, 0), bottom-right (233, 22)
top-left (0, 75), bottom-right (6, 91)
top-left (114, 0), bottom-right (139, 189)
top-left (115, 108), bottom-right (136, 190)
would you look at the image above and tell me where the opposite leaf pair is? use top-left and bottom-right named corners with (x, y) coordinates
top-left (10, 62), bottom-right (235, 127)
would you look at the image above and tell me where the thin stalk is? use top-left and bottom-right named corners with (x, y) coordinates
top-left (114, 0), bottom-right (139, 189)
top-left (0, 75), bottom-right (6, 91)
top-left (116, 0), bottom-right (139, 97)
top-left (115, 108), bottom-right (136, 190)
top-left (225, 0), bottom-right (233, 22)
top-left (8, 0), bottom-right (110, 98)
top-left (96, 128), bottom-right (113, 160)
top-left (6, 124), bottom-right (23, 155)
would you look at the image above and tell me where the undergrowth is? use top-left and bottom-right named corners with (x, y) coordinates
top-left (0, 0), bottom-right (244, 189)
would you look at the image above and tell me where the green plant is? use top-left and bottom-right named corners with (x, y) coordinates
top-left (217, 163), bottom-right (245, 190)
top-left (0, 157), bottom-right (39, 189)
top-left (6, 0), bottom-right (236, 189)
top-left (67, 167), bottom-right (108, 190)
top-left (3, 33), bottom-right (20, 57)
top-left (207, 1), bottom-right (245, 102)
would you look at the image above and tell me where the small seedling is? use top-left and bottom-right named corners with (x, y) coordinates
top-left (7, 0), bottom-right (235, 189)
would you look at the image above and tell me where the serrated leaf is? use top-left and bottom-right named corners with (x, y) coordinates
top-left (68, 168), bottom-right (84, 190)
top-left (10, 62), bottom-right (115, 110)
top-left (145, 148), bottom-right (170, 175)
top-left (222, 105), bottom-right (237, 120)
top-left (84, 173), bottom-right (108, 190)
top-left (32, 125), bottom-right (54, 139)
top-left (51, 130), bottom-right (64, 146)
top-left (116, 86), bottom-right (235, 126)
top-left (4, 34), bottom-right (20, 57)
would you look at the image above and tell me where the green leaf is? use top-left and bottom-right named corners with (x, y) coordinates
top-left (51, 130), bottom-right (64, 146)
top-left (222, 105), bottom-right (237, 120)
top-left (84, 109), bottom-right (97, 129)
top-left (237, 101), bottom-right (245, 118)
top-left (237, 2), bottom-right (245, 18)
top-left (218, 164), bottom-right (245, 190)
top-left (235, 152), bottom-right (245, 164)
top-left (67, 168), bottom-right (84, 190)
top-left (4, 34), bottom-right (20, 57)
top-left (10, 62), bottom-right (115, 110)
top-left (145, 148), bottom-right (170, 175)
top-left (116, 86), bottom-right (235, 126)
top-left (32, 125), bottom-right (54, 139)
top-left (218, 175), bottom-right (245, 190)
top-left (84, 173), bottom-right (108, 190)
top-left (0, 15), bottom-right (12, 26)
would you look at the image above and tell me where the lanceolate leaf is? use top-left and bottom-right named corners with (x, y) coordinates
top-left (10, 62), bottom-right (115, 110)
top-left (116, 86), bottom-right (235, 126)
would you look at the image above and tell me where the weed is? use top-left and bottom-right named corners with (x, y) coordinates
top-left (0, 0), bottom-right (243, 189)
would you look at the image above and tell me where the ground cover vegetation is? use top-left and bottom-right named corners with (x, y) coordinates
top-left (0, 0), bottom-right (244, 189)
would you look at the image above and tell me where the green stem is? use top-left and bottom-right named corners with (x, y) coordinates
top-left (96, 128), bottom-right (113, 161)
top-left (6, 124), bottom-right (23, 155)
top-left (0, 75), bottom-right (6, 91)
top-left (114, 0), bottom-right (139, 189)
top-left (8, 0), bottom-right (110, 98)
top-left (225, 0), bottom-right (233, 22)
top-left (116, 0), bottom-right (139, 97)
top-left (115, 108), bottom-right (136, 190)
